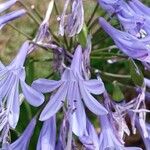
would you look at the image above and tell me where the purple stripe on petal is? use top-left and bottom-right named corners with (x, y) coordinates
top-left (39, 82), bottom-right (68, 121)
top-left (72, 83), bottom-right (87, 136)
top-left (79, 81), bottom-right (108, 115)
top-left (32, 79), bottom-right (62, 93)
top-left (20, 80), bottom-right (44, 107)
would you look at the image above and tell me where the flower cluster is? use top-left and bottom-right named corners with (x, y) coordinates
top-left (0, 0), bottom-right (150, 150)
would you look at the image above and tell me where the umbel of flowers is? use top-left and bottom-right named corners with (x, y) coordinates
top-left (0, 0), bottom-right (150, 150)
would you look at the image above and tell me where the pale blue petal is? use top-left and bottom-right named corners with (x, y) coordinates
top-left (72, 83), bottom-right (87, 136)
top-left (39, 83), bottom-right (68, 121)
top-left (32, 79), bottom-right (62, 93)
top-left (37, 116), bottom-right (56, 150)
top-left (20, 80), bottom-right (44, 107)
top-left (79, 81), bottom-right (108, 115)
top-left (10, 118), bottom-right (36, 150)
top-left (70, 45), bottom-right (82, 75)
top-left (84, 79), bottom-right (105, 95)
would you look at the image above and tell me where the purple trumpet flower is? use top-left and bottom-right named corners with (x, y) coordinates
top-left (37, 116), bottom-right (56, 150)
top-left (99, 115), bottom-right (142, 150)
top-left (0, 41), bottom-right (44, 129)
top-left (79, 119), bottom-right (99, 150)
top-left (98, 0), bottom-right (124, 15)
top-left (99, 17), bottom-right (150, 63)
top-left (0, 9), bottom-right (26, 29)
top-left (129, 0), bottom-right (150, 17)
top-left (32, 45), bottom-right (107, 136)
top-left (58, 0), bottom-right (84, 37)
top-left (0, 0), bottom-right (17, 13)
top-left (5, 118), bottom-right (36, 150)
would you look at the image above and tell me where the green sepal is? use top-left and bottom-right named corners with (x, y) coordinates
top-left (129, 59), bottom-right (144, 87)
top-left (77, 23), bottom-right (88, 48)
top-left (112, 81), bottom-right (124, 102)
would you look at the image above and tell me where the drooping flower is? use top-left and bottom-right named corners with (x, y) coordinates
top-left (58, 0), bottom-right (84, 37)
top-left (99, 17), bottom-right (150, 63)
top-left (129, 0), bottom-right (150, 17)
top-left (98, 0), bottom-right (124, 15)
top-left (79, 118), bottom-right (99, 150)
top-left (0, 9), bottom-right (26, 29)
top-left (4, 118), bottom-right (37, 150)
top-left (0, 41), bottom-right (44, 130)
top-left (99, 115), bottom-right (142, 150)
top-left (37, 116), bottom-right (56, 150)
top-left (32, 45), bottom-right (107, 136)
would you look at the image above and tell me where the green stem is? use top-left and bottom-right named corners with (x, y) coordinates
top-left (87, 3), bottom-right (99, 27)
top-left (8, 23), bottom-right (32, 40)
top-left (97, 70), bottom-right (131, 79)
top-left (18, 1), bottom-right (40, 25)
top-left (92, 45), bottom-right (117, 53)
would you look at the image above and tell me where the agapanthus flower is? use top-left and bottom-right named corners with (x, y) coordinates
top-left (58, 0), bottom-right (84, 37)
top-left (4, 118), bottom-right (37, 150)
top-left (79, 118), bottom-right (99, 150)
top-left (98, 0), bottom-right (124, 15)
top-left (99, 115), bottom-right (142, 150)
top-left (0, 41), bottom-right (44, 130)
top-left (99, 17), bottom-right (150, 63)
top-left (37, 116), bottom-right (56, 150)
top-left (32, 45), bottom-right (107, 136)
top-left (129, 0), bottom-right (150, 17)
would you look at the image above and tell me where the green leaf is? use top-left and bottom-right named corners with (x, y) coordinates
top-left (129, 59), bottom-right (144, 87)
top-left (112, 81), bottom-right (124, 102)
top-left (77, 23), bottom-right (88, 48)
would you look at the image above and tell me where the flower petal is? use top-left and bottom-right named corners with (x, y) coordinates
top-left (84, 79), bottom-right (105, 95)
top-left (7, 78), bottom-right (20, 128)
top-left (39, 82), bottom-right (68, 121)
top-left (79, 81), bottom-right (108, 115)
top-left (10, 118), bottom-right (36, 150)
top-left (37, 116), bottom-right (56, 150)
top-left (32, 78), bottom-right (62, 93)
top-left (70, 45), bottom-right (83, 75)
top-left (20, 80), bottom-right (44, 107)
top-left (72, 83), bottom-right (87, 136)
